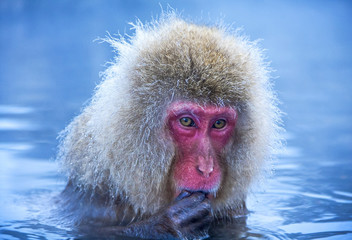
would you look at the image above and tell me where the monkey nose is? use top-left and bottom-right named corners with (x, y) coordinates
top-left (196, 156), bottom-right (214, 177)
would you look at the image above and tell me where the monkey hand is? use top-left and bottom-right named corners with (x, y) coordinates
top-left (125, 190), bottom-right (213, 239)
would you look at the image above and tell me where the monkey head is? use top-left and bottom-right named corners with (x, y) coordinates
top-left (58, 14), bottom-right (281, 223)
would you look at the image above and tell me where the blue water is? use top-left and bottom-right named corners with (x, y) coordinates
top-left (1, 1), bottom-right (352, 239)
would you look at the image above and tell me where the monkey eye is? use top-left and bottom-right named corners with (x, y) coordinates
top-left (180, 117), bottom-right (196, 127)
top-left (213, 119), bottom-right (226, 129)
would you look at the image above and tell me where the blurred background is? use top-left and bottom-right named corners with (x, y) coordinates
top-left (0, 0), bottom-right (351, 239)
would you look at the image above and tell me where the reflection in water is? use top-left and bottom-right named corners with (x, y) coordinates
top-left (281, 221), bottom-right (352, 237)
top-left (0, 106), bottom-right (34, 115)
top-left (1, 0), bottom-right (352, 239)
top-left (0, 118), bottom-right (39, 131)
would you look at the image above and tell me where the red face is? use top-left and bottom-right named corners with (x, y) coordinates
top-left (167, 101), bottom-right (237, 197)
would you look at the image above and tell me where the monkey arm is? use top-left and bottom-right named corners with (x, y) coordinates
top-left (96, 191), bottom-right (213, 239)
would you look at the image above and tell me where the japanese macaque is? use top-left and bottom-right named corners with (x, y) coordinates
top-left (57, 13), bottom-right (281, 239)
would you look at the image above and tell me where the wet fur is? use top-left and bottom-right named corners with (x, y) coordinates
top-left (57, 13), bottom-right (281, 226)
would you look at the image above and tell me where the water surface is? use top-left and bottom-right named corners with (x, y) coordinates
top-left (1, 1), bottom-right (351, 239)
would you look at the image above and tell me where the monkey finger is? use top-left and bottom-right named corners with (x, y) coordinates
top-left (174, 190), bottom-right (192, 201)
top-left (178, 212), bottom-right (212, 238)
top-left (178, 204), bottom-right (211, 228)
top-left (171, 191), bottom-right (206, 211)
top-left (185, 191), bottom-right (207, 203)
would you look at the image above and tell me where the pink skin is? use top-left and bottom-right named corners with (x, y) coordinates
top-left (167, 101), bottom-right (237, 198)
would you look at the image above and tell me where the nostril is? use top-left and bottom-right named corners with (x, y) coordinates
top-left (196, 165), bottom-right (203, 174)
top-left (196, 165), bottom-right (213, 177)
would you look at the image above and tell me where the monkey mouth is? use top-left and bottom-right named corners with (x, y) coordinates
top-left (175, 186), bottom-right (219, 200)
top-left (174, 175), bottom-right (221, 198)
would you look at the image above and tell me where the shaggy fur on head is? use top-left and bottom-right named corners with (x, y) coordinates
top-left (57, 13), bottom-right (281, 224)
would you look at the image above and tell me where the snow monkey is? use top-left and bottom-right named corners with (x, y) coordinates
top-left (57, 14), bottom-right (281, 239)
